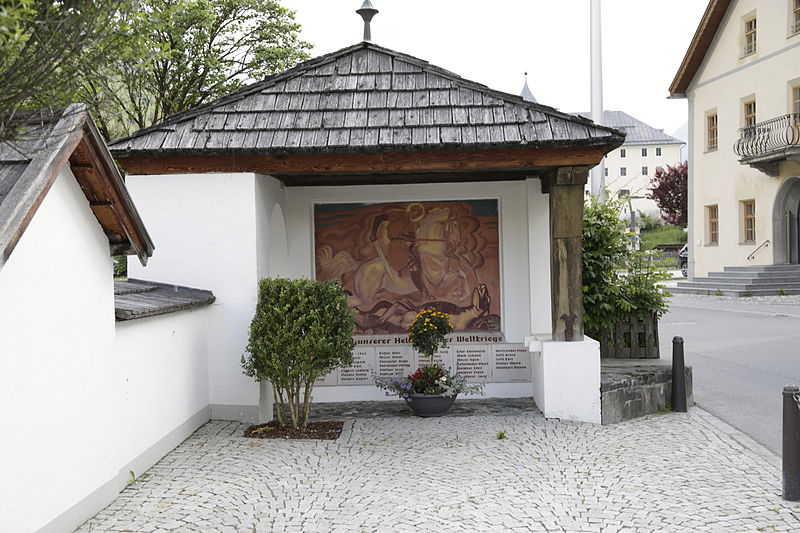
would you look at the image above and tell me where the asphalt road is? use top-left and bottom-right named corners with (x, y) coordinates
top-left (659, 294), bottom-right (800, 456)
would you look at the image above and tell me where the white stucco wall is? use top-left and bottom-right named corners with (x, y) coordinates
top-left (686, 0), bottom-right (800, 275)
top-left (0, 166), bottom-right (217, 531)
top-left (115, 309), bottom-right (211, 474)
top-left (0, 168), bottom-right (117, 532)
top-left (126, 173), bottom-right (260, 419)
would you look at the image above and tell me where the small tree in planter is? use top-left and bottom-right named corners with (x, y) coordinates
top-left (242, 278), bottom-right (355, 430)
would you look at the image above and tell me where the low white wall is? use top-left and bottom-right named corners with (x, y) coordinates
top-left (115, 309), bottom-right (211, 474)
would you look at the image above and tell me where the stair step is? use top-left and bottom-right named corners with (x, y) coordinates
top-left (692, 277), bottom-right (800, 287)
top-left (677, 281), bottom-right (800, 290)
top-left (707, 271), bottom-right (800, 279)
top-left (667, 286), bottom-right (800, 296)
top-left (724, 264), bottom-right (800, 273)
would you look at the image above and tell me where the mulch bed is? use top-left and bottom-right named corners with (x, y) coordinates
top-left (244, 420), bottom-right (344, 440)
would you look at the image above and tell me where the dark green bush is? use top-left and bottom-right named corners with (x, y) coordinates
top-left (242, 278), bottom-right (355, 429)
top-left (583, 195), bottom-right (670, 334)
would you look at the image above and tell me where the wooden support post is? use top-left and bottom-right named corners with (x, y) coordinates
top-left (545, 166), bottom-right (590, 342)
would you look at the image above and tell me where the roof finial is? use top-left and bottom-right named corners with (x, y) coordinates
top-left (357, 0), bottom-right (379, 42)
top-left (521, 72), bottom-right (537, 104)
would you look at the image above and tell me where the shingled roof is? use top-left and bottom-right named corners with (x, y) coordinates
top-left (110, 42), bottom-right (623, 159)
top-left (575, 111), bottom-right (684, 146)
top-left (0, 104), bottom-right (153, 270)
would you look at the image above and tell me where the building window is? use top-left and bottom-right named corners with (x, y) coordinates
top-left (707, 205), bottom-right (719, 245)
top-left (642, 166), bottom-right (648, 176)
top-left (620, 167), bottom-right (627, 176)
top-left (707, 114), bottom-right (718, 151)
top-left (742, 200), bottom-right (756, 242)
top-left (656, 147), bottom-right (662, 156)
top-left (744, 99), bottom-right (757, 127)
top-left (744, 16), bottom-right (757, 55)
top-left (793, 0), bottom-right (800, 35)
top-left (620, 148), bottom-right (626, 158)
top-left (793, 85), bottom-right (800, 115)
top-left (641, 148), bottom-right (648, 157)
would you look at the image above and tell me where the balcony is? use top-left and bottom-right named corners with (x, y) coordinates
top-left (734, 113), bottom-right (800, 176)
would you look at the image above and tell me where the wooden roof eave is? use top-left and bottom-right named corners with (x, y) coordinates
top-left (0, 104), bottom-right (154, 272)
top-left (669, 0), bottom-right (731, 98)
top-left (113, 137), bottom-right (624, 181)
top-left (70, 118), bottom-right (154, 266)
top-left (0, 106), bottom-right (93, 270)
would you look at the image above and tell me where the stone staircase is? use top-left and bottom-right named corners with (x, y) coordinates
top-left (668, 264), bottom-right (800, 296)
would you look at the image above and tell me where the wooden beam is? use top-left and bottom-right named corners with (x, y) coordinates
top-left (71, 132), bottom-right (149, 261)
top-left (547, 167), bottom-right (589, 342)
top-left (115, 145), bottom-right (609, 177)
top-left (280, 170), bottom-right (538, 186)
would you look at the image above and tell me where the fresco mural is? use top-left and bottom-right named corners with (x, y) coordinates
top-left (314, 200), bottom-right (501, 334)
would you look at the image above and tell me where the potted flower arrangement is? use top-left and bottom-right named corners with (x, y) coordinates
top-left (374, 309), bottom-right (484, 417)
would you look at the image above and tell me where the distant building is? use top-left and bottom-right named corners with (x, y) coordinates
top-left (670, 0), bottom-right (800, 277)
top-left (576, 111), bottom-right (684, 219)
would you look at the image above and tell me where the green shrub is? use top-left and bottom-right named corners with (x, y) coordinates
top-left (583, 194), bottom-right (671, 334)
top-left (638, 211), bottom-right (661, 232)
top-left (639, 225), bottom-right (687, 250)
top-left (242, 278), bottom-right (355, 429)
top-left (113, 255), bottom-right (127, 278)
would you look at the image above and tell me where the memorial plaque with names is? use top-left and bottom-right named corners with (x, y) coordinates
top-left (315, 369), bottom-right (338, 387)
top-left (415, 346), bottom-right (454, 371)
top-left (491, 344), bottom-right (532, 383)
top-left (338, 347), bottom-right (376, 385)
top-left (376, 346), bottom-right (414, 378)
top-left (455, 345), bottom-right (491, 382)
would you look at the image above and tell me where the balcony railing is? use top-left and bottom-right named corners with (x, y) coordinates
top-left (734, 113), bottom-right (800, 159)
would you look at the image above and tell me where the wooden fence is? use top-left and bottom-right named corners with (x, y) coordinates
top-left (594, 313), bottom-right (660, 359)
top-left (651, 244), bottom-right (683, 269)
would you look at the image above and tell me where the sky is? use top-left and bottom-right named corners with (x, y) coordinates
top-left (280, 0), bottom-right (709, 138)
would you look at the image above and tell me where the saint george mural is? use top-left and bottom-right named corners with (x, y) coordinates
top-left (315, 200), bottom-right (501, 335)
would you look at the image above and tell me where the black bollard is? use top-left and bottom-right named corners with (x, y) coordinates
top-left (783, 385), bottom-right (800, 501)
top-left (671, 336), bottom-right (687, 412)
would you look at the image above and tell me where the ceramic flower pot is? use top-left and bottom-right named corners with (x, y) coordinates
top-left (405, 393), bottom-right (457, 417)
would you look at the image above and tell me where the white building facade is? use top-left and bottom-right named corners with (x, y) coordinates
top-left (670, 0), bottom-right (800, 276)
top-left (579, 111), bottom-right (684, 219)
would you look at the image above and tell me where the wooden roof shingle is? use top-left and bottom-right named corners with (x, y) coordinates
top-left (114, 279), bottom-right (216, 321)
top-left (110, 42), bottom-right (624, 158)
top-left (0, 105), bottom-right (154, 271)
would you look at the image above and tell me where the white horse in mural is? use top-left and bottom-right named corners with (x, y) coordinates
top-left (345, 206), bottom-right (474, 311)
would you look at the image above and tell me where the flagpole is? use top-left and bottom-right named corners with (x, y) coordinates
top-left (590, 0), bottom-right (605, 200)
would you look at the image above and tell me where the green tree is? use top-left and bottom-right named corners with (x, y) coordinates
top-left (0, 0), bottom-right (311, 141)
top-left (0, 0), bottom-right (124, 141)
top-left (83, 0), bottom-right (311, 138)
top-left (243, 278), bottom-right (355, 430)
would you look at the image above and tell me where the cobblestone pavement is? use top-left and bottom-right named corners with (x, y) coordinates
top-left (77, 408), bottom-right (800, 533)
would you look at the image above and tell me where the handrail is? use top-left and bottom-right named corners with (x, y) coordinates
top-left (747, 239), bottom-right (770, 261)
top-left (734, 113), bottom-right (800, 158)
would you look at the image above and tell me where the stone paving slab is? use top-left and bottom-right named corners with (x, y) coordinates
top-left (76, 407), bottom-right (800, 532)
